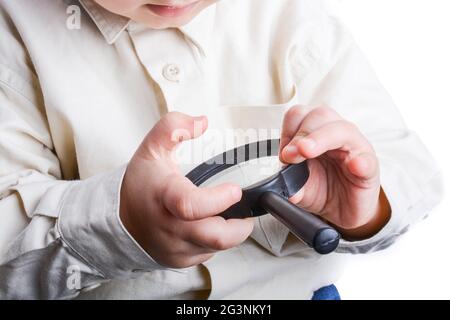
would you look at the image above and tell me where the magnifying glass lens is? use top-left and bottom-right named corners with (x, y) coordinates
top-left (199, 156), bottom-right (282, 189)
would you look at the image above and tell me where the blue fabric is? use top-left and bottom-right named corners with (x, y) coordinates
top-left (311, 284), bottom-right (341, 300)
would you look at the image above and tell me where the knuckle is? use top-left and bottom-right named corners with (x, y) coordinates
top-left (340, 120), bottom-right (359, 133)
top-left (175, 194), bottom-right (195, 220)
top-left (313, 106), bottom-right (336, 119)
top-left (162, 112), bottom-right (185, 130)
top-left (211, 236), bottom-right (230, 251)
top-left (161, 177), bottom-right (176, 203)
top-left (164, 111), bottom-right (182, 122)
top-left (287, 105), bottom-right (307, 118)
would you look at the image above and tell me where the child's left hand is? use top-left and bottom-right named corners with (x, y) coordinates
top-left (280, 106), bottom-right (391, 240)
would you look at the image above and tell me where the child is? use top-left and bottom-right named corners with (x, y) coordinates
top-left (0, 0), bottom-right (443, 299)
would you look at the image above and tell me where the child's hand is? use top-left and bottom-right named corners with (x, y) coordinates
top-left (280, 106), bottom-right (391, 240)
top-left (119, 112), bottom-right (254, 268)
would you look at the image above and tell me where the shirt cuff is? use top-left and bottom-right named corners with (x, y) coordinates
top-left (57, 165), bottom-right (164, 279)
top-left (336, 160), bottom-right (428, 254)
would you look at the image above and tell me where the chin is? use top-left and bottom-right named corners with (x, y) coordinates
top-left (143, 16), bottom-right (196, 29)
top-left (131, 1), bottom-right (215, 29)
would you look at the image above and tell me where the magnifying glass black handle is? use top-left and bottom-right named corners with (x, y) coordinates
top-left (259, 191), bottom-right (340, 254)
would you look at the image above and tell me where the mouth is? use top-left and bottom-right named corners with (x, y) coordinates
top-left (145, 2), bottom-right (200, 18)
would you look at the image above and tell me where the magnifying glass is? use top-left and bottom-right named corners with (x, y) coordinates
top-left (186, 139), bottom-right (340, 254)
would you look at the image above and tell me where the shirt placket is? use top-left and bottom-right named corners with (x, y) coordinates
top-left (126, 26), bottom-right (206, 117)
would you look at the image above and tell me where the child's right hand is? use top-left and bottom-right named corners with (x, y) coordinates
top-left (119, 112), bottom-right (254, 269)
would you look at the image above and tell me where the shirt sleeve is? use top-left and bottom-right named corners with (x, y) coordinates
top-left (253, 12), bottom-right (443, 256)
top-left (0, 65), bottom-right (162, 300)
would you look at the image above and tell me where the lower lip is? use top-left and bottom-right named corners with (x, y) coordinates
top-left (146, 2), bottom-right (199, 18)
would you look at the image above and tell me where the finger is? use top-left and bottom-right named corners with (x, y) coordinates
top-left (140, 112), bottom-right (208, 159)
top-left (163, 175), bottom-right (242, 221)
top-left (288, 120), bottom-right (371, 160)
top-left (281, 107), bottom-right (341, 163)
top-left (186, 216), bottom-right (254, 251)
top-left (347, 152), bottom-right (379, 181)
top-left (280, 105), bottom-right (311, 150)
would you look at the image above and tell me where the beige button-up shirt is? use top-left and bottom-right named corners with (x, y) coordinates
top-left (0, 0), bottom-right (443, 299)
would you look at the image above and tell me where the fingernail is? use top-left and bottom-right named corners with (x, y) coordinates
top-left (284, 145), bottom-right (298, 155)
top-left (283, 145), bottom-right (305, 163)
top-left (301, 138), bottom-right (316, 150)
top-left (231, 187), bottom-right (242, 200)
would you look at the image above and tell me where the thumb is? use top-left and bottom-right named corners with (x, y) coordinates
top-left (140, 112), bottom-right (208, 160)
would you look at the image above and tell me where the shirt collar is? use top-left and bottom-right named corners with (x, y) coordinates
top-left (79, 0), bottom-right (130, 44)
top-left (79, 0), bottom-right (216, 54)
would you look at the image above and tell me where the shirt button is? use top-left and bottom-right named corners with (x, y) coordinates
top-left (163, 64), bottom-right (182, 82)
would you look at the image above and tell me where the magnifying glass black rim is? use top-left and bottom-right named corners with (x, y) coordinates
top-left (186, 139), bottom-right (309, 219)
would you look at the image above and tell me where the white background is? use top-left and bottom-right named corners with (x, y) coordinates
top-left (334, 0), bottom-right (450, 299)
